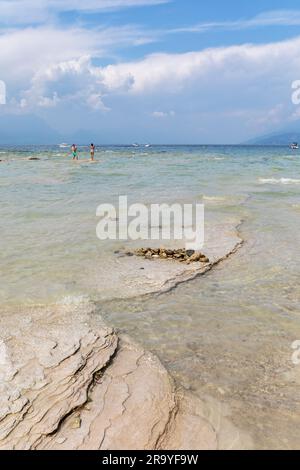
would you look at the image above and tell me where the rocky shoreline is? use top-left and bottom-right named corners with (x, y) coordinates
top-left (0, 220), bottom-right (248, 450)
top-left (0, 300), bottom-right (251, 450)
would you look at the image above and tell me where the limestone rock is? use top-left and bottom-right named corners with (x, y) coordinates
top-left (0, 301), bottom-right (249, 450)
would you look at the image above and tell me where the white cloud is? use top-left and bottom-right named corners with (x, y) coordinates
top-left (0, 24), bottom-right (156, 85)
top-left (170, 10), bottom-right (300, 34)
top-left (19, 55), bottom-right (105, 110)
top-left (152, 110), bottom-right (175, 118)
top-left (2, 15), bottom-right (300, 141)
top-left (7, 34), bottom-right (300, 121)
top-left (95, 36), bottom-right (300, 96)
top-left (0, 0), bottom-right (169, 24)
top-left (0, 0), bottom-right (170, 25)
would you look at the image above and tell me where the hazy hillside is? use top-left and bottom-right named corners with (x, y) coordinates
top-left (246, 132), bottom-right (300, 145)
top-left (0, 114), bottom-right (61, 145)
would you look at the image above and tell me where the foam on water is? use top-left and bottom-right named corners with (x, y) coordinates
top-left (259, 177), bottom-right (300, 184)
top-left (203, 196), bottom-right (227, 201)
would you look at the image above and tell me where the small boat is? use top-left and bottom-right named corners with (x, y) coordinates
top-left (290, 142), bottom-right (299, 149)
top-left (59, 143), bottom-right (69, 148)
top-left (132, 143), bottom-right (139, 147)
top-left (145, 144), bottom-right (151, 148)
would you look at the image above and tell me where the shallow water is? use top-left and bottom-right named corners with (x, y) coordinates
top-left (1, 144), bottom-right (300, 448)
top-left (101, 213), bottom-right (300, 449)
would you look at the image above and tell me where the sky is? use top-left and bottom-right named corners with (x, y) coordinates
top-left (1, 0), bottom-right (300, 144)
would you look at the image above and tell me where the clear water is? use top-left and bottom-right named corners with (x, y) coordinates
top-left (1, 144), bottom-right (300, 448)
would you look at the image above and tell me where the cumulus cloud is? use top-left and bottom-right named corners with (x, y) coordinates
top-left (2, 6), bottom-right (300, 142)
top-left (94, 36), bottom-right (300, 97)
top-left (0, 24), bottom-right (156, 85)
top-left (6, 34), bottom-right (300, 121)
top-left (20, 55), bottom-right (111, 111)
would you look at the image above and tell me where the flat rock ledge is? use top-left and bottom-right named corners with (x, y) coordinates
top-left (0, 300), bottom-right (251, 450)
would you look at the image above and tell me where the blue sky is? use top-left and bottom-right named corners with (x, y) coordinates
top-left (1, 0), bottom-right (300, 143)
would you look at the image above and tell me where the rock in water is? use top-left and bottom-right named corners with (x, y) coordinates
top-left (133, 247), bottom-right (210, 264)
top-left (166, 249), bottom-right (174, 256)
top-left (189, 253), bottom-right (201, 262)
top-left (186, 250), bottom-right (195, 257)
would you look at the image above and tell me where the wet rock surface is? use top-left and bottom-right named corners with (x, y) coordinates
top-left (0, 300), bottom-right (250, 450)
top-left (89, 220), bottom-right (243, 301)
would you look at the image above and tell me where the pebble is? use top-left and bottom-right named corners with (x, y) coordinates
top-left (70, 415), bottom-right (82, 429)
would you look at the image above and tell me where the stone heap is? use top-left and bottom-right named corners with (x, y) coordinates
top-left (134, 248), bottom-right (210, 264)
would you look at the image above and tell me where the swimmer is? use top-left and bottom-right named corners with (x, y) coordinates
top-left (90, 143), bottom-right (95, 161)
top-left (71, 144), bottom-right (78, 160)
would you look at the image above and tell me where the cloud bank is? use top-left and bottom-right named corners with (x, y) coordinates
top-left (1, 5), bottom-right (300, 142)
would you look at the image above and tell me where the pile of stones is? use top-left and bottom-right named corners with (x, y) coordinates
top-left (134, 248), bottom-right (209, 264)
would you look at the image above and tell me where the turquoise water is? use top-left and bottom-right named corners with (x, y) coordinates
top-left (2, 144), bottom-right (299, 305)
top-left (1, 144), bottom-right (300, 448)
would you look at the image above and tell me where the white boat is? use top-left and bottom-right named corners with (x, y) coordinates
top-left (290, 142), bottom-right (299, 149)
top-left (145, 144), bottom-right (151, 148)
top-left (132, 143), bottom-right (139, 147)
top-left (59, 143), bottom-right (69, 148)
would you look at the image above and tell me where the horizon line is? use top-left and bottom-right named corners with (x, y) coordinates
top-left (0, 143), bottom-right (292, 147)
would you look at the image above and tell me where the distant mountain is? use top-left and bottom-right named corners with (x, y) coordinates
top-left (245, 131), bottom-right (300, 145)
top-left (0, 114), bottom-right (62, 144)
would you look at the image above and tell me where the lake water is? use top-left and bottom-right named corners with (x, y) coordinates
top-left (1, 144), bottom-right (300, 448)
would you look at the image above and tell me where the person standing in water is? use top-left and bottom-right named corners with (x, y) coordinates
top-left (71, 144), bottom-right (78, 160)
top-left (90, 143), bottom-right (95, 161)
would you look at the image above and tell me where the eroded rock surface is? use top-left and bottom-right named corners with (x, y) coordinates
top-left (88, 220), bottom-right (243, 301)
top-left (0, 299), bottom-right (251, 450)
